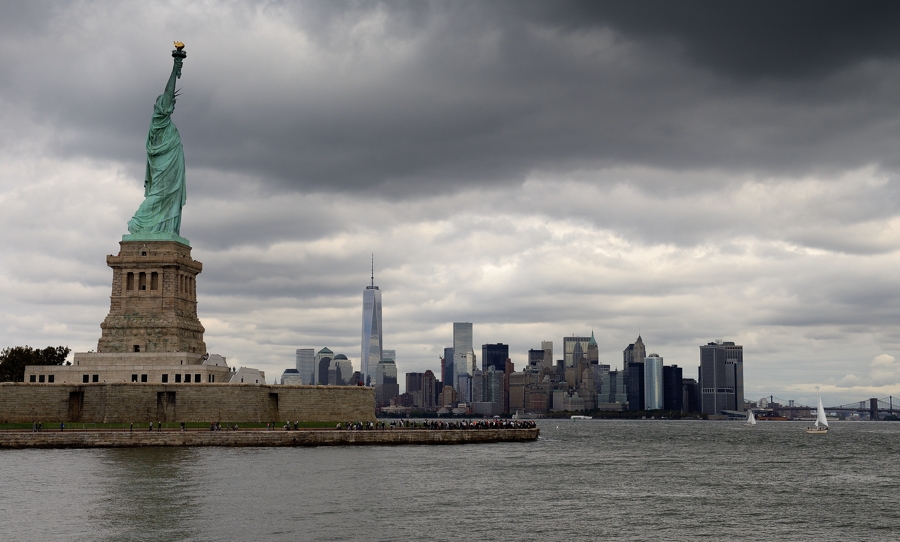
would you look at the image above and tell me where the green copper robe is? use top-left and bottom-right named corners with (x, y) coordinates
top-left (127, 60), bottom-right (186, 236)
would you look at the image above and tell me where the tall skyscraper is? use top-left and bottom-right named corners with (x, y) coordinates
top-left (644, 354), bottom-right (663, 410)
top-left (663, 365), bottom-right (684, 411)
top-left (295, 348), bottom-right (314, 386)
top-left (564, 335), bottom-right (591, 367)
top-left (541, 341), bottom-right (553, 369)
top-left (627, 362), bottom-right (645, 411)
top-left (699, 341), bottom-right (744, 415)
top-left (587, 331), bottom-right (599, 364)
top-left (442, 347), bottom-right (454, 386)
top-left (682, 378), bottom-right (700, 413)
top-left (406, 372), bottom-right (424, 407)
top-left (482, 343), bottom-right (508, 372)
top-left (453, 322), bottom-right (473, 382)
top-left (623, 335), bottom-right (646, 368)
top-left (360, 257), bottom-right (382, 386)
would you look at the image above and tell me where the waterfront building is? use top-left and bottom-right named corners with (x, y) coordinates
top-left (564, 335), bottom-right (591, 367)
top-left (599, 369), bottom-right (626, 405)
top-left (644, 354), bottom-right (663, 410)
top-left (375, 357), bottom-right (399, 406)
top-left (315, 347), bottom-right (333, 385)
top-left (682, 378), bottom-right (700, 413)
top-left (360, 261), bottom-right (382, 386)
top-left (627, 362), bottom-right (645, 411)
top-left (482, 343), bottom-right (509, 372)
top-left (699, 341), bottom-right (744, 415)
top-left (295, 348), bottom-right (314, 388)
top-left (663, 365), bottom-right (684, 411)
top-left (508, 372), bottom-right (528, 413)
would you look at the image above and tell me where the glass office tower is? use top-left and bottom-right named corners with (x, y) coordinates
top-left (295, 348), bottom-right (314, 386)
top-left (361, 262), bottom-right (382, 386)
top-left (644, 354), bottom-right (663, 410)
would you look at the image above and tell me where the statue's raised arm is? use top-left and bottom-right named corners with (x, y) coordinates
top-left (160, 43), bottom-right (185, 109)
top-left (124, 43), bottom-right (191, 246)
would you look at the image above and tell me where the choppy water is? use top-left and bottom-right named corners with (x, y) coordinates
top-left (1, 420), bottom-right (898, 541)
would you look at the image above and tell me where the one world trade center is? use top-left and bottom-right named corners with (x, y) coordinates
top-left (361, 257), bottom-right (382, 386)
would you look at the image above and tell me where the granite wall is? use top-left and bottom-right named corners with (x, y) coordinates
top-left (0, 383), bottom-right (374, 423)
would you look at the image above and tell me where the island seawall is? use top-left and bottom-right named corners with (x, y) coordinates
top-left (0, 382), bottom-right (374, 424)
top-left (0, 428), bottom-right (540, 449)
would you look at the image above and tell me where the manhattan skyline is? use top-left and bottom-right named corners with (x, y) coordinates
top-left (2, 2), bottom-right (900, 406)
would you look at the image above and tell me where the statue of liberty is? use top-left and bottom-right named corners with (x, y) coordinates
top-left (125, 43), bottom-right (190, 245)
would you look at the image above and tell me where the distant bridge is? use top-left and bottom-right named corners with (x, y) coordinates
top-left (768, 396), bottom-right (898, 420)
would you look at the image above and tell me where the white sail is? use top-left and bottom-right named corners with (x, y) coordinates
top-left (746, 409), bottom-right (756, 425)
top-left (816, 395), bottom-right (829, 428)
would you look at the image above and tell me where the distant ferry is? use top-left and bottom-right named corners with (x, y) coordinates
top-left (756, 412), bottom-right (789, 421)
top-left (571, 415), bottom-right (592, 421)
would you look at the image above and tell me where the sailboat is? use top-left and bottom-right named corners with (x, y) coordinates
top-left (745, 409), bottom-right (756, 426)
top-left (806, 392), bottom-right (829, 434)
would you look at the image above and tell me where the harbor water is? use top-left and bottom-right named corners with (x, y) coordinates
top-left (1, 420), bottom-right (898, 541)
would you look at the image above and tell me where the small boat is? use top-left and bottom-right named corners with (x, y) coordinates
top-left (571, 415), bottom-right (592, 421)
top-left (745, 409), bottom-right (757, 426)
top-left (806, 392), bottom-right (829, 434)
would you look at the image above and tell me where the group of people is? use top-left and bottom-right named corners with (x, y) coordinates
top-left (208, 422), bottom-right (238, 431)
top-left (335, 419), bottom-right (538, 430)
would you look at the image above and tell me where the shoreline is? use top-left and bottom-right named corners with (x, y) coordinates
top-left (0, 427), bottom-right (539, 449)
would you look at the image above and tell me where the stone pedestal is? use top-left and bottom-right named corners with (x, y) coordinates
top-left (98, 241), bottom-right (206, 355)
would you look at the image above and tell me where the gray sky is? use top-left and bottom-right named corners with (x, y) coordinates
top-left (2, 0), bottom-right (900, 406)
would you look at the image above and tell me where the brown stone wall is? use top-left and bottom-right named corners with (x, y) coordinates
top-left (0, 428), bottom-right (540, 449)
top-left (0, 383), bottom-right (374, 423)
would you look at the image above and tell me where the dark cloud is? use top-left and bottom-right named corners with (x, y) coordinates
top-left (524, 0), bottom-right (900, 80)
top-left (5, 1), bottom-right (900, 199)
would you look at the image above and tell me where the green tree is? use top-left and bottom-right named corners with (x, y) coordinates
top-left (0, 345), bottom-right (70, 382)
